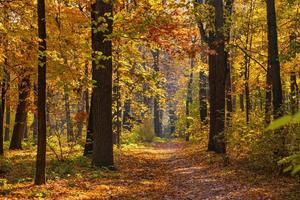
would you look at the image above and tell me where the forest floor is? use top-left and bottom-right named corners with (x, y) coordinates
top-left (1, 141), bottom-right (300, 199)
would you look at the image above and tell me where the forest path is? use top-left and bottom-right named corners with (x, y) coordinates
top-left (3, 142), bottom-right (300, 199)
top-left (109, 141), bottom-right (299, 200)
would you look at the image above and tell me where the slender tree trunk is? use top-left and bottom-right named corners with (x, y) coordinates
top-left (122, 99), bottom-right (131, 131)
top-left (199, 71), bottom-right (208, 122)
top-left (23, 115), bottom-right (28, 139)
top-left (186, 53), bottom-right (195, 141)
top-left (9, 75), bottom-right (30, 150)
top-left (90, 0), bottom-right (114, 167)
top-left (224, 0), bottom-right (234, 127)
top-left (35, 0), bottom-right (47, 185)
top-left (244, 51), bottom-right (251, 124)
top-left (84, 94), bottom-right (93, 156)
top-left (152, 49), bottom-right (163, 138)
top-left (32, 84), bottom-right (38, 142)
top-left (265, 67), bottom-right (272, 124)
top-left (225, 52), bottom-right (233, 127)
top-left (290, 34), bottom-right (298, 114)
top-left (76, 91), bottom-right (84, 139)
top-left (64, 84), bottom-right (74, 141)
top-left (115, 63), bottom-right (122, 146)
top-left (4, 71), bottom-right (10, 141)
top-left (0, 68), bottom-right (6, 155)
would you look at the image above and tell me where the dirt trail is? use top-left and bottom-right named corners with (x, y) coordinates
top-left (2, 142), bottom-right (300, 199)
top-left (110, 142), bottom-right (299, 200)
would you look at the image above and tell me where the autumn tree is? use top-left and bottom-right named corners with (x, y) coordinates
top-left (35, 0), bottom-right (47, 185)
top-left (89, 0), bottom-right (114, 167)
top-left (195, 0), bottom-right (227, 153)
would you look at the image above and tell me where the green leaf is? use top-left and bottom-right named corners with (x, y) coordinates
top-left (266, 115), bottom-right (292, 130)
top-left (291, 165), bottom-right (300, 176)
top-left (283, 165), bottom-right (293, 173)
top-left (291, 112), bottom-right (300, 124)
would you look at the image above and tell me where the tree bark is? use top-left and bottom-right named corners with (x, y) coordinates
top-left (199, 71), bottom-right (208, 122)
top-left (64, 84), bottom-right (74, 142)
top-left (90, 0), bottom-right (114, 167)
top-left (9, 75), bottom-right (30, 150)
top-left (186, 53), bottom-right (195, 141)
top-left (4, 71), bottom-right (10, 141)
top-left (267, 0), bottom-right (283, 119)
top-left (32, 84), bottom-right (38, 142)
top-left (207, 0), bottom-right (226, 153)
top-left (35, 0), bottom-right (47, 185)
top-left (265, 67), bottom-right (272, 124)
top-left (152, 49), bottom-right (163, 138)
top-left (0, 67), bottom-right (7, 155)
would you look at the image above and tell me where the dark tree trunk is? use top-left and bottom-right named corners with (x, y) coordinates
top-left (84, 63), bottom-right (90, 118)
top-left (267, 0), bottom-right (283, 119)
top-left (90, 1), bottom-right (114, 167)
top-left (239, 94), bottom-right (244, 111)
top-left (290, 76), bottom-right (298, 115)
top-left (199, 71), bottom-right (208, 122)
top-left (122, 99), bottom-right (131, 131)
top-left (35, 0), bottom-right (47, 185)
top-left (9, 76), bottom-right (30, 150)
top-left (46, 89), bottom-right (54, 135)
top-left (244, 52), bottom-right (251, 124)
top-left (64, 84), bottom-right (74, 142)
top-left (267, 0), bottom-right (284, 158)
top-left (265, 67), bottom-right (272, 124)
top-left (225, 52), bottom-right (233, 127)
top-left (152, 50), bottom-right (163, 138)
top-left (290, 34), bottom-right (298, 115)
top-left (84, 94), bottom-right (93, 156)
top-left (32, 84), bottom-right (38, 142)
top-left (76, 91), bottom-right (84, 139)
top-left (207, 0), bottom-right (226, 153)
top-left (185, 54), bottom-right (195, 141)
top-left (4, 71), bottom-right (10, 141)
top-left (224, 0), bottom-right (234, 127)
top-left (244, 1), bottom-right (254, 124)
top-left (0, 68), bottom-right (7, 155)
top-left (83, 8), bottom-right (96, 157)
top-left (23, 115), bottom-right (28, 139)
top-left (115, 65), bottom-right (122, 146)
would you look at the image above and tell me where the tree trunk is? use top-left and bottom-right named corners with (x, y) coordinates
top-left (0, 67), bottom-right (7, 155)
top-left (265, 67), bottom-right (272, 124)
top-left (225, 52), bottom-right (233, 127)
top-left (9, 75), bottom-right (30, 150)
top-left (35, 0), bottom-right (47, 185)
top-left (84, 94), bottom-right (93, 156)
top-left (290, 34), bottom-right (298, 114)
top-left (207, 0), bottom-right (226, 153)
top-left (152, 49), bottom-right (163, 138)
top-left (290, 76), bottom-right (298, 115)
top-left (76, 91), bottom-right (84, 139)
top-left (90, 1), bottom-right (114, 167)
top-left (267, 0), bottom-right (283, 119)
top-left (186, 54), bottom-right (195, 141)
top-left (32, 84), bottom-right (38, 142)
top-left (266, 0), bottom-right (284, 158)
top-left (64, 84), bottom-right (74, 142)
top-left (199, 71), bottom-right (208, 122)
top-left (4, 71), bottom-right (10, 141)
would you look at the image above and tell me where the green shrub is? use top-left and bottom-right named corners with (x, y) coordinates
top-left (0, 157), bottom-right (12, 174)
top-left (134, 118), bottom-right (155, 142)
